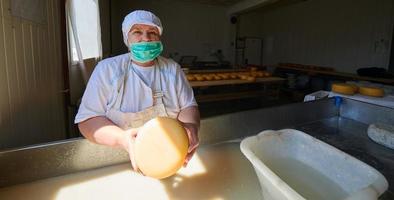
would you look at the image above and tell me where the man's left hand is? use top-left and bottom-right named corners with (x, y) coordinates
top-left (181, 122), bottom-right (199, 166)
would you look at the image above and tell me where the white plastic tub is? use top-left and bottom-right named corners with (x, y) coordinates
top-left (240, 129), bottom-right (388, 200)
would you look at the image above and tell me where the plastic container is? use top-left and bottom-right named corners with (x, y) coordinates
top-left (240, 129), bottom-right (388, 200)
top-left (303, 90), bottom-right (329, 102)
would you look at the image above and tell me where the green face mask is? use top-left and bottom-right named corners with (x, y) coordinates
top-left (129, 41), bottom-right (163, 63)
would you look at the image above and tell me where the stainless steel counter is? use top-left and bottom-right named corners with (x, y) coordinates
top-left (293, 117), bottom-right (394, 200)
top-left (0, 98), bottom-right (393, 199)
top-left (0, 142), bottom-right (262, 200)
top-left (0, 98), bottom-right (338, 188)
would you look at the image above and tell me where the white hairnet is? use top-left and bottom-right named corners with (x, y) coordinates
top-left (122, 10), bottom-right (163, 46)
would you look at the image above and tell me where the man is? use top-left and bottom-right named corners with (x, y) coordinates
top-left (75, 10), bottom-right (200, 171)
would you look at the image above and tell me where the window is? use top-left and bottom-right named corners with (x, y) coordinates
top-left (67, 0), bottom-right (102, 64)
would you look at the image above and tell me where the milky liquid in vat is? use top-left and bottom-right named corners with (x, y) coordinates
top-left (162, 142), bottom-right (262, 200)
top-left (267, 157), bottom-right (349, 200)
top-left (0, 142), bottom-right (262, 200)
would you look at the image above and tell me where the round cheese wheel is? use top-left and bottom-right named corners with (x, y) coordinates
top-left (186, 75), bottom-right (196, 81)
top-left (219, 74), bottom-right (229, 80)
top-left (195, 76), bottom-right (204, 81)
top-left (263, 72), bottom-right (271, 77)
top-left (239, 75), bottom-right (249, 80)
top-left (134, 117), bottom-right (189, 179)
top-left (246, 76), bottom-right (256, 81)
top-left (213, 75), bottom-right (222, 80)
top-left (331, 83), bottom-right (357, 95)
top-left (255, 71), bottom-right (264, 77)
top-left (359, 86), bottom-right (384, 97)
top-left (203, 74), bottom-right (213, 81)
top-left (230, 74), bottom-right (238, 79)
top-left (349, 84), bottom-right (359, 93)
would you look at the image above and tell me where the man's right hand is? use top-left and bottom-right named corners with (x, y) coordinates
top-left (122, 128), bottom-right (140, 172)
top-left (78, 117), bottom-right (141, 172)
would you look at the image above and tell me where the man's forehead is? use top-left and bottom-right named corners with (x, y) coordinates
top-left (131, 24), bottom-right (159, 31)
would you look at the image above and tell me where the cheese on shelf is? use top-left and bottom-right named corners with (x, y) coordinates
top-left (359, 86), bottom-right (385, 97)
top-left (186, 70), bottom-right (271, 82)
top-left (331, 83), bottom-right (357, 95)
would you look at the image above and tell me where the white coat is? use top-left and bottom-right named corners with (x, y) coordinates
top-left (75, 54), bottom-right (197, 126)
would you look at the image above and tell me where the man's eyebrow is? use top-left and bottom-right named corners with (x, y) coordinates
top-left (148, 27), bottom-right (159, 31)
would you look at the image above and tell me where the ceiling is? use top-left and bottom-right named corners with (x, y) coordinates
top-left (181, 0), bottom-right (245, 7)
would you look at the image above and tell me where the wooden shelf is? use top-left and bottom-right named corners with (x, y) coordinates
top-left (185, 69), bottom-right (248, 74)
top-left (189, 77), bottom-right (286, 87)
top-left (277, 65), bottom-right (394, 85)
top-left (195, 91), bottom-right (268, 102)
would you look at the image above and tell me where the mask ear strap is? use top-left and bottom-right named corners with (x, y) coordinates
top-left (118, 58), bottom-right (131, 108)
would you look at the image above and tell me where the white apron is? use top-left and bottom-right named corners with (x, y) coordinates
top-left (105, 59), bottom-right (169, 130)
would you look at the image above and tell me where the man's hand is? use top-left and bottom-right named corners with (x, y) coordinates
top-left (78, 117), bottom-right (141, 172)
top-left (181, 122), bottom-right (199, 166)
top-left (121, 128), bottom-right (140, 171)
top-left (177, 106), bottom-right (200, 167)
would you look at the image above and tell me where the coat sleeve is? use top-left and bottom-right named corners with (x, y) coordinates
top-left (74, 62), bottom-right (112, 123)
top-left (175, 64), bottom-right (198, 110)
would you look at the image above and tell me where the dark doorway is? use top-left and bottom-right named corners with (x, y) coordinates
top-left (389, 25), bottom-right (394, 73)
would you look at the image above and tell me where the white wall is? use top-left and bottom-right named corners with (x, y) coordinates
top-left (0, 0), bottom-right (66, 149)
top-left (239, 0), bottom-right (394, 73)
top-left (110, 0), bottom-right (235, 63)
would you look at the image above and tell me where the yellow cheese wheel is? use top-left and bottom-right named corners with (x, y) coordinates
top-left (359, 86), bottom-right (384, 97)
top-left (256, 71), bottom-right (264, 77)
top-left (239, 75), bottom-right (249, 80)
top-left (134, 117), bottom-right (189, 179)
top-left (349, 84), bottom-right (359, 93)
top-left (246, 76), bottom-right (256, 81)
top-left (203, 74), bottom-right (213, 81)
top-left (250, 67), bottom-right (258, 72)
top-left (213, 75), bottom-right (222, 80)
top-left (195, 76), bottom-right (204, 81)
top-left (332, 83), bottom-right (357, 95)
top-left (218, 74), bottom-right (229, 80)
top-left (186, 75), bottom-right (196, 81)
top-left (230, 74), bottom-right (238, 79)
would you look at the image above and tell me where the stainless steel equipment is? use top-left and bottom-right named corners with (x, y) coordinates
top-left (0, 98), bottom-right (393, 199)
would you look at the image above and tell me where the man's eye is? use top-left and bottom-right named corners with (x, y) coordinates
top-left (149, 32), bottom-right (158, 36)
top-left (132, 31), bottom-right (142, 35)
